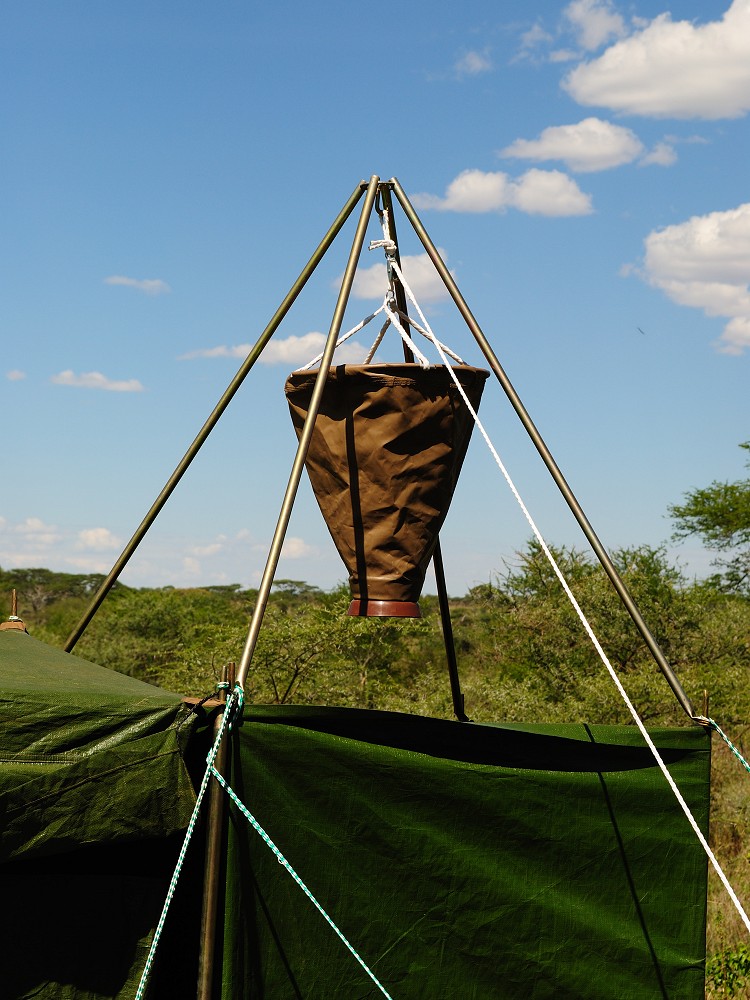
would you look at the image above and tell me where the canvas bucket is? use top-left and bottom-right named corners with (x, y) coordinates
top-left (285, 363), bottom-right (489, 616)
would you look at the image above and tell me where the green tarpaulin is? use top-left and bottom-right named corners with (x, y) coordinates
top-left (220, 707), bottom-right (710, 1000)
top-left (1, 630), bottom-right (710, 999)
top-left (1, 629), bottom-right (205, 999)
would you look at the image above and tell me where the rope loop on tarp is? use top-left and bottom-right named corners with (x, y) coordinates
top-left (388, 254), bottom-right (750, 940)
top-left (210, 766), bottom-right (396, 1000)
top-left (696, 716), bottom-right (750, 774)
top-left (134, 682), bottom-right (244, 1000)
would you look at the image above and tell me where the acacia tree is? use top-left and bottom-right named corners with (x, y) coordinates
top-left (669, 442), bottom-right (750, 593)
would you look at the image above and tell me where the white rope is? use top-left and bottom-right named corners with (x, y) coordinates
top-left (389, 309), bottom-right (465, 365)
top-left (389, 257), bottom-right (750, 938)
top-left (382, 294), bottom-right (430, 368)
top-left (379, 293), bottom-right (463, 366)
top-left (299, 294), bottom-right (436, 371)
top-left (299, 218), bottom-right (463, 370)
top-left (363, 317), bottom-right (393, 365)
top-left (369, 216), bottom-right (465, 365)
top-left (301, 303), bottom-right (387, 370)
top-left (369, 237), bottom-right (396, 253)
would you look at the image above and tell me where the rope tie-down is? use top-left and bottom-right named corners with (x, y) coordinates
top-left (697, 716), bottom-right (750, 774)
top-left (135, 683), bottom-right (244, 1000)
top-left (134, 681), bottom-right (395, 1000)
top-left (210, 766), bottom-right (395, 1000)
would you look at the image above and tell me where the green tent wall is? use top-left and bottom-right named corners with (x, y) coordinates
top-left (1, 630), bottom-right (710, 999)
top-left (220, 707), bottom-right (710, 1000)
top-left (1, 629), bottom-right (206, 999)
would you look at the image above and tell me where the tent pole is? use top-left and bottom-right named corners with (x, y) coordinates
top-left (235, 175), bottom-right (381, 692)
top-left (379, 183), bottom-right (468, 721)
top-left (64, 182), bottom-right (367, 653)
top-left (196, 663), bottom-right (234, 1000)
top-left (389, 176), bottom-right (697, 721)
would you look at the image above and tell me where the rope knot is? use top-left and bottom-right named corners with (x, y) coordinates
top-left (368, 238), bottom-right (396, 254)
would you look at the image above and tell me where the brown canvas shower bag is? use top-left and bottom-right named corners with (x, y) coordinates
top-left (285, 363), bottom-right (489, 616)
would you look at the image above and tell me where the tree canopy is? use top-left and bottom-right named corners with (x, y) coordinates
top-left (2, 544), bottom-right (750, 986)
top-left (669, 442), bottom-right (750, 592)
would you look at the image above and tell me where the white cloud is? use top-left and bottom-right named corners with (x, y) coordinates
top-left (182, 556), bottom-right (202, 577)
top-left (455, 49), bottom-right (492, 77)
top-left (0, 516), bottom-right (63, 568)
top-left (564, 0), bottom-right (750, 119)
top-left (412, 169), bottom-right (592, 217)
top-left (520, 22), bottom-right (553, 51)
top-left (351, 251), bottom-right (453, 302)
top-left (512, 169), bottom-right (594, 216)
top-left (6, 370), bottom-right (26, 381)
top-left (188, 538), bottom-right (227, 558)
top-left (76, 527), bottom-right (122, 551)
top-left (564, 0), bottom-right (626, 51)
top-left (180, 333), bottom-right (367, 366)
top-left (721, 317), bottom-right (750, 353)
top-left (14, 517), bottom-right (60, 548)
top-left (639, 202), bottom-right (750, 355)
top-left (638, 141), bottom-right (677, 167)
top-left (500, 118), bottom-right (643, 172)
top-left (178, 344), bottom-right (246, 360)
top-left (549, 49), bottom-right (579, 64)
top-left (413, 171), bottom-right (511, 213)
top-left (51, 370), bottom-right (145, 392)
top-left (261, 333), bottom-right (367, 365)
top-left (280, 536), bottom-right (317, 559)
top-left (515, 22), bottom-right (554, 63)
top-left (104, 275), bottom-right (171, 295)
top-left (177, 532), bottom-right (243, 585)
top-left (64, 555), bottom-right (113, 573)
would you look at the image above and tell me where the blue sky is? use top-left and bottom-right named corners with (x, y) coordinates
top-left (1, 0), bottom-right (749, 595)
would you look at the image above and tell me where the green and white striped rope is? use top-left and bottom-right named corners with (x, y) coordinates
top-left (210, 765), bottom-right (395, 1000)
top-left (698, 716), bottom-right (750, 774)
top-left (134, 682), bottom-right (244, 1000)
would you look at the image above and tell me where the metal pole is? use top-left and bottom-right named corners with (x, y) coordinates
top-left (377, 184), bottom-right (412, 341)
top-left (235, 175), bottom-right (381, 691)
top-left (64, 182), bottom-right (367, 652)
top-left (431, 544), bottom-right (468, 720)
top-left (390, 177), bottom-right (697, 720)
top-left (196, 663), bottom-right (235, 1000)
top-left (379, 184), bottom-right (468, 721)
